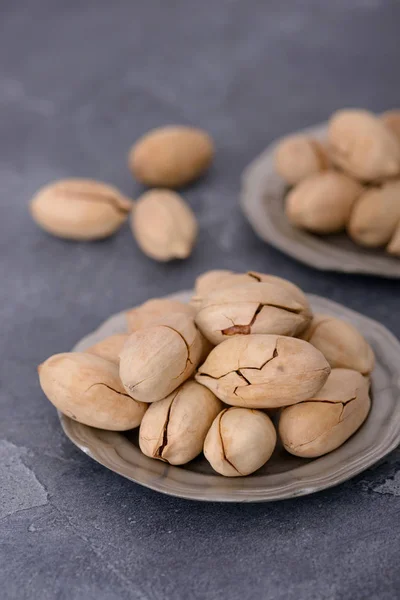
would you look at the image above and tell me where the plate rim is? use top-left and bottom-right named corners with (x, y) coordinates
top-left (59, 291), bottom-right (400, 502)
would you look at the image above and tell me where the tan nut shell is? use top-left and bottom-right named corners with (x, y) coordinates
top-left (286, 171), bottom-right (363, 234)
top-left (194, 270), bottom-right (235, 295)
top-left (126, 298), bottom-right (195, 332)
top-left (30, 179), bottom-right (132, 240)
top-left (279, 369), bottom-right (371, 458)
top-left (139, 381), bottom-right (222, 465)
top-left (195, 334), bottom-right (330, 408)
top-left (387, 223), bottom-right (400, 256)
top-left (86, 334), bottom-right (129, 364)
top-left (204, 408), bottom-right (277, 476)
top-left (302, 314), bottom-right (375, 375)
top-left (190, 270), bottom-right (235, 309)
top-left (119, 313), bottom-right (205, 403)
top-left (195, 282), bottom-right (312, 345)
top-left (347, 181), bottom-right (400, 247)
top-left (381, 110), bottom-right (400, 143)
top-left (274, 135), bottom-right (329, 185)
top-left (191, 270), bottom-right (309, 311)
top-left (328, 109), bottom-right (400, 181)
top-left (38, 352), bottom-right (147, 430)
top-left (243, 272), bottom-right (309, 306)
top-left (131, 189), bottom-right (197, 261)
top-left (129, 125), bottom-right (214, 188)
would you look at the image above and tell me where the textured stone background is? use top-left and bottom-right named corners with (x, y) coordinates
top-left (1, 1), bottom-right (400, 599)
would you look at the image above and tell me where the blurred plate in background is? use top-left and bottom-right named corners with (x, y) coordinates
top-left (240, 123), bottom-right (400, 278)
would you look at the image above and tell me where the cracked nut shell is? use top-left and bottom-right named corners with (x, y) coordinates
top-left (119, 313), bottom-right (205, 403)
top-left (195, 334), bottom-right (330, 408)
top-left (194, 270), bottom-right (235, 295)
top-left (328, 109), bottom-right (400, 181)
top-left (126, 298), bottom-right (195, 332)
top-left (86, 333), bottom-right (129, 364)
top-left (204, 408), bottom-right (277, 476)
top-left (38, 352), bottom-right (147, 430)
top-left (128, 125), bottom-right (214, 188)
top-left (30, 179), bottom-right (132, 240)
top-left (139, 380), bottom-right (222, 465)
top-left (347, 180), bottom-right (400, 248)
top-left (195, 282), bottom-right (312, 345)
top-left (191, 270), bottom-right (309, 312)
top-left (286, 171), bottom-right (363, 234)
top-left (302, 314), bottom-right (375, 375)
top-left (190, 270), bottom-right (236, 310)
top-left (274, 134), bottom-right (329, 185)
top-left (279, 368), bottom-right (371, 457)
top-left (131, 189), bottom-right (198, 261)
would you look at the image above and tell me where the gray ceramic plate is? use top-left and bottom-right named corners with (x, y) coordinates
top-left (59, 291), bottom-right (400, 502)
top-left (240, 123), bottom-right (400, 278)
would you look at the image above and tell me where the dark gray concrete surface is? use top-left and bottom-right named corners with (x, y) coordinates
top-left (1, 1), bottom-right (400, 599)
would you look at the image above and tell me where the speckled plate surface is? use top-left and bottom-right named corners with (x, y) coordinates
top-left (240, 123), bottom-right (400, 278)
top-left (59, 291), bottom-right (400, 502)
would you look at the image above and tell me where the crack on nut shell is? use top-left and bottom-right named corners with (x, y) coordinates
top-left (288, 396), bottom-right (359, 450)
top-left (265, 302), bottom-right (303, 315)
top-left (154, 394), bottom-right (177, 460)
top-left (62, 189), bottom-right (131, 215)
top-left (218, 411), bottom-right (242, 475)
top-left (199, 343), bottom-right (280, 386)
top-left (220, 302), bottom-right (303, 337)
top-left (311, 395), bottom-right (357, 407)
top-left (221, 303), bottom-right (263, 336)
top-left (162, 325), bottom-right (193, 365)
top-left (126, 377), bottom-right (148, 393)
top-left (221, 323), bottom-right (252, 336)
top-left (235, 370), bottom-right (251, 385)
top-left (221, 313), bottom-right (236, 328)
top-left (86, 382), bottom-right (142, 403)
top-left (126, 328), bottom-right (191, 392)
top-left (232, 347), bottom-right (279, 397)
top-left (247, 272), bottom-right (262, 282)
